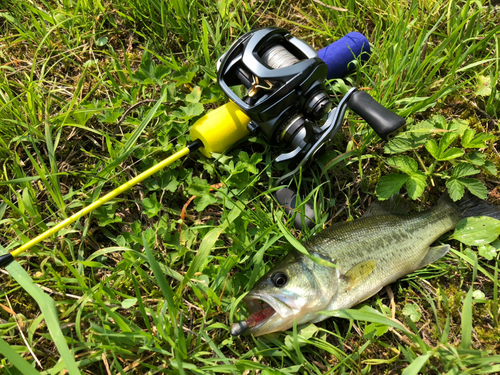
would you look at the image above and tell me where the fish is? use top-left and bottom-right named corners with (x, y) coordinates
top-left (231, 194), bottom-right (500, 337)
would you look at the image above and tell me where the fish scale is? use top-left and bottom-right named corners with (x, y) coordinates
top-left (233, 195), bottom-right (498, 336)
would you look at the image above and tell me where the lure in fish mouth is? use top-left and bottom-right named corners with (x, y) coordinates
top-left (230, 296), bottom-right (282, 336)
top-left (231, 194), bottom-right (500, 337)
top-left (232, 250), bottom-right (340, 337)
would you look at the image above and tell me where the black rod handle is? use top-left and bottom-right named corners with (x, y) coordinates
top-left (347, 91), bottom-right (406, 141)
top-left (275, 187), bottom-right (315, 230)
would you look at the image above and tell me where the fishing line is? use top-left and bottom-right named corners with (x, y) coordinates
top-left (261, 45), bottom-right (301, 69)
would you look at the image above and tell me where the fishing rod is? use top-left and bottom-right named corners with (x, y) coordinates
top-left (0, 27), bottom-right (406, 268)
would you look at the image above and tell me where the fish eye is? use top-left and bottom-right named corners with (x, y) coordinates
top-left (272, 272), bottom-right (288, 287)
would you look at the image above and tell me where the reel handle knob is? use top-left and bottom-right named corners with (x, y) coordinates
top-left (347, 91), bottom-right (406, 141)
top-left (275, 187), bottom-right (315, 230)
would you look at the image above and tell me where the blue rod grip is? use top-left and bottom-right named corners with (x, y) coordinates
top-left (318, 32), bottom-right (371, 79)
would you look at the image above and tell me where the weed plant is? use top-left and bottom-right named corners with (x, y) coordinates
top-left (0, 0), bottom-right (499, 374)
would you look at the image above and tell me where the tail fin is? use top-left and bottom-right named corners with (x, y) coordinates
top-left (454, 193), bottom-right (500, 220)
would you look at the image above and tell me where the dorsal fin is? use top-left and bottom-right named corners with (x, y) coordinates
top-left (342, 260), bottom-right (378, 290)
top-left (363, 195), bottom-right (411, 217)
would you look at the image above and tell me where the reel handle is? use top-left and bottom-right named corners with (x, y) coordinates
top-left (275, 187), bottom-right (315, 230)
top-left (347, 90), bottom-right (406, 141)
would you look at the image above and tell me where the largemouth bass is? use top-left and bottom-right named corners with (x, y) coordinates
top-left (231, 195), bottom-right (500, 337)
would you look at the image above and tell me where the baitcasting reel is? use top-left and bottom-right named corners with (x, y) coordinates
top-left (217, 27), bottom-right (406, 183)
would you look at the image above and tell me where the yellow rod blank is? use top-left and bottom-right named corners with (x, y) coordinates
top-left (10, 146), bottom-right (191, 258)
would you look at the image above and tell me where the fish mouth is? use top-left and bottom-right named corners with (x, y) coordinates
top-left (242, 292), bottom-right (295, 336)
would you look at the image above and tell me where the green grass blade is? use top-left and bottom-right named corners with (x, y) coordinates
top-left (1, 247), bottom-right (80, 374)
top-left (461, 254), bottom-right (477, 349)
top-left (143, 233), bottom-right (179, 323)
top-left (401, 352), bottom-right (431, 375)
top-left (323, 306), bottom-right (416, 340)
top-left (0, 336), bottom-right (41, 375)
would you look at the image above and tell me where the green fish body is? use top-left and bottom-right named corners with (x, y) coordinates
top-left (235, 196), bottom-right (492, 337)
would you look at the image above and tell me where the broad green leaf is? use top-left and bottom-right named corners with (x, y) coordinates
top-left (451, 163), bottom-right (480, 179)
top-left (97, 109), bottom-right (124, 123)
top-left (478, 240), bottom-right (500, 260)
top-left (462, 129), bottom-right (496, 148)
top-left (465, 151), bottom-right (486, 166)
top-left (186, 86), bottom-right (202, 103)
top-left (142, 193), bottom-right (162, 218)
top-left (407, 172), bottom-right (426, 200)
top-left (188, 176), bottom-right (211, 195)
top-left (384, 121), bottom-right (433, 154)
top-left (468, 133), bottom-right (496, 149)
top-left (459, 178), bottom-right (488, 200)
top-left (438, 131), bottom-right (459, 155)
top-left (386, 155), bottom-right (418, 175)
top-left (437, 147), bottom-right (464, 161)
top-left (483, 161), bottom-right (498, 175)
top-left (237, 151), bottom-right (262, 174)
top-left (121, 298), bottom-right (138, 309)
top-left (430, 114), bottom-right (447, 129)
top-left (452, 216), bottom-right (500, 246)
top-left (425, 139), bottom-right (439, 159)
top-left (475, 74), bottom-right (492, 96)
top-left (284, 324), bottom-right (319, 350)
top-left (183, 102), bottom-right (204, 119)
top-left (478, 244), bottom-right (497, 260)
top-left (160, 172), bottom-right (179, 192)
top-left (384, 135), bottom-right (416, 154)
top-left (402, 303), bottom-right (422, 322)
top-left (376, 174), bottom-right (409, 200)
top-left (461, 129), bottom-right (475, 147)
top-left (194, 194), bottom-right (217, 211)
top-left (94, 204), bottom-right (122, 226)
top-left (473, 290), bottom-right (486, 299)
top-left (426, 133), bottom-right (463, 161)
top-left (96, 36), bottom-right (108, 46)
top-left (448, 119), bottom-right (470, 136)
top-left (446, 178), bottom-right (465, 201)
top-left (174, 66), bottom-right (198, 86)
top-left (364, 322), bottom-right (389, 337)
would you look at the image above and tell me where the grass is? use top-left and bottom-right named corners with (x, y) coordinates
top-left (0, 0), bottom-right (499, 373)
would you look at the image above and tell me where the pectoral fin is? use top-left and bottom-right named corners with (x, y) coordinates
top-left (417, 245), bottom-right (450, 268)
top-left (343, 260), bottom-right (378, 290)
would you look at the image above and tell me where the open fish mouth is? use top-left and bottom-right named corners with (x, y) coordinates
top-left (243, 298), bottom-right (277, 330)
top-left (229, 292), bottom-right (296, 336)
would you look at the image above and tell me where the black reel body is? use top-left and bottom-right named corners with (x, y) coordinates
top-left (217, 27), bottom-right (333, 171)
top-left (217, 27), bottom-right (407, 229)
